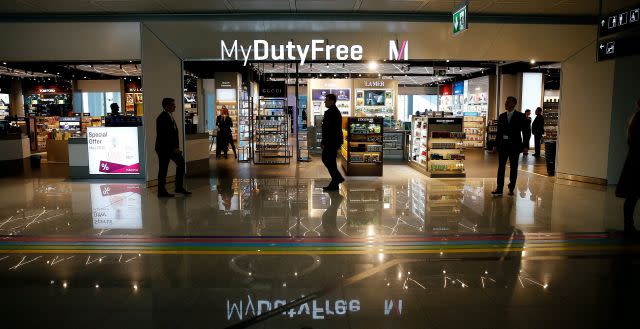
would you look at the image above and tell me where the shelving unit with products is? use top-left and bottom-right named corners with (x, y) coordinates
top-left (58, 117), bottom-right (82, 138)
top-left (543, 98), bottom-right (559, 142)
top-left (426, 117), bottom-right (466, 178)
top-left (125, 92), bottom-right (143, 116)
top-left (33, 116), bottom-right (60, 152)
top-left (254, 115), bottom-right (290, 164)
top-left (486, 120), bottom-right (498, 150)
top-left (340, 117), bottom-right (383, 176)
top-left (238, 97), bottom-right (253, 162)
top-left (297, 96), bottom-right (310, 161)
top-left (462, 116), bottom-right (485, 148)
top-left (184, 92), bottom-right (198, 134)
top-left (259, 98), bottom-right (286, 116)
top-left (382, 131), bottom-right (405, 160)
top-left (409, 116), bottom-right (429, 172)
top-left (354, 89), bottom-right (396, 128)
top-left (311, 114), bottom-right (324, 152)
top-left (81, 116), bottom-right (103, 135)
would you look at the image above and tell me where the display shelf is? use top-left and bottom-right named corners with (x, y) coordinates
top-left (382, 130), bottom-right (406, 160)
top-left (238, 97), bottom-right (253, 162)
top-left (426, 117), bottom-right (466, 178)
top-left (254, 114), bottom-right (290, 164)
top-left (409, 116), bottom-right (429, 173)
top-left (463, 116), bottom-right (485, 148)
top-left (33, 116), bottom-right (60, 152)
top-left (543, 98), bottom-right (560, 142)
top-left (486, 120), bottom-right (498, 150)
top-left (341, 117), bottom-right (383, 176)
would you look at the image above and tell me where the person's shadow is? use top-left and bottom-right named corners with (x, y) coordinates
top-left (321, 191), bottom-right (344, 237)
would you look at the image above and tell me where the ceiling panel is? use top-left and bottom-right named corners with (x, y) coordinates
top-left (296, 0), bottom-right (358, 11)
top-left (230, 0), bottom-right (292, 11)
top-left (360, 0), bottom-right (425, 12)
top-left (0, 0), bottom-right (601, 15)
top-left (93, 0), bottom-right (168, 13)
top-left (156, 0), bottom-right (230, 12)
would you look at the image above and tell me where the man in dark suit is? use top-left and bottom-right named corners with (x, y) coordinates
top-left (321, 94), bottom-right (345, 191)
top-left (492, 96), bottom-right (527, 196)
top-left (532, 107), bottom-right (545, 157)
top-left (155, 97), bottom-right (191, 197)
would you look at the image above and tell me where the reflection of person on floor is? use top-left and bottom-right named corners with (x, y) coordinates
top-left (322, 192), bottom-right (344, 236)
top-left (522, 109), bottom-right (532, 156)
top-left (492, 96), bottom-right (527, 196)
top-left (615, 99), bottom-right (640, 238)
top-left (217, 177), bottom-right (234, 211)
top-left (532, 107), bottom-right (544, 157)
top-left (321, 94), bottom-right (345, 191)
top-left (216, 107), bottom-right (237, 159)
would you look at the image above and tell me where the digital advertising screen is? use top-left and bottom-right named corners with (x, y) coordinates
top-left (364, 90), bottom-right (386, 106)
top-left (87, 127), bottom-right (140, 175)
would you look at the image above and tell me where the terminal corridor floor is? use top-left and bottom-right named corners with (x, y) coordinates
top-left (0, 161), bottom-right (639, 328)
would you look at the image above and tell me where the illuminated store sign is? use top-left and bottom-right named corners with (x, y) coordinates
top-left (221, 39), bottom-right (409, 65)
top-left (365, 81), bottom-right (385, 87)
top-left (87, 127), bottom-right (140, 175)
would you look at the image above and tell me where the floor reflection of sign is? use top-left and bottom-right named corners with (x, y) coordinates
top-left (606, 41), bottom-right (616, 54)
top-left (631, 9), bottom-right (639, 23)
top-left (90, 184), bottom-right (142, 229)
top-left (619, 12), bottom-right (628, 25)
top-left (87, 127), bottom-right (140, 175)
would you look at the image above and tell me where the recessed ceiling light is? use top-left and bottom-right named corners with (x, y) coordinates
top-left (530, 59), bottom-right (536, 64)
top-left (446, 60), bottom-right (450, 63)
top-left (368, 60), bottom-right (378, 71)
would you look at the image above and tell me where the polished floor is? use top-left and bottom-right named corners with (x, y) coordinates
top-left (0, 151), bottom-right (638, 328)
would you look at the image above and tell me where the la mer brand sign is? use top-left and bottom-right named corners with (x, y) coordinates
top-left (221, 40), bottom-right (409, 65)
top-left (364, 81), bottom-right (385, 87)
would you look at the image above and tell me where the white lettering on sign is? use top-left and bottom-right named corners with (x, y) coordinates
top-left (221, 40), bottom-right (368, 66)
top-left (226, 296), bottom-right (361, 321)
top-left (365, 81), bottom-right (385, 87)
top-left (39, 89), bottom-right (56, 93)
top-left (389, 40), bottom-right (409, 61)
top-left (384, 299), bottom-right (403, 315)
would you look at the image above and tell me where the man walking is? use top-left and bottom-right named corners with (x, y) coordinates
top-left (492, 96), bottom-right (527, 196)
top-left (321, 94), bottom-right (345, 191)
top-left (532, 107), bottom-right (545, 157)
top-left (155, 97), bottom-right (191, 197)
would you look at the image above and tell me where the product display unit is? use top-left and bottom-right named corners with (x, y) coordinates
top-left (462, 116), bottom-right (485, 148)
top-left (543, 97), bottom-right (559, 141)
top-left (409, 116), bottom-right (429, 169)
top-left (254, 98), bottom-right (290, 164)
top-left (382, 130), bottom-right (406, 160)
top-left (297, 97), bottom-right (310, 161)
top-left (184, 92), bottom-right (198, 134)
top-left (125, 92), bottom-right (143, 116)
top-left (486, 120), bottom-right (498, 150)
top-left (341, 117), bottom-right (383, 176)
top-left (422, 117), bottom-right (466, 178)
top-left (238, 97), bottom-right (254, 162)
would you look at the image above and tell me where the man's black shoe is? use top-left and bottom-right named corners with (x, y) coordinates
top-left (175, 189), bottom-right (192, 195)
top-left (491, 190), bottom-right (503, 196)
top-left (158, 192), bottom-right (175, 198)
top-left (336, 177), bottom-right (345, 184)
top-left (323, 185), bottom-right (339, 192)
top-left (508, 189), bottom-right (515, 196)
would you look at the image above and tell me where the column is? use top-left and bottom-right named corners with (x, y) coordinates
top-left (141, 23), bottom-right (184, 185)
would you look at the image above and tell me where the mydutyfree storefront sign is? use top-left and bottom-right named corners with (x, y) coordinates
top-left (221, 39), bottom-right (409, 65)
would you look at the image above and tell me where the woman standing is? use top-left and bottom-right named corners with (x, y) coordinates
top-left (616, 99), bottom-right (640, 238)
top-left (216, 107), bottom-right (237, 159)
top-left (522, 109), bottom-right (532, 156)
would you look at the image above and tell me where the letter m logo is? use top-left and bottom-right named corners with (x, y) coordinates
top-left (389, 40), bottom-right (409, 61)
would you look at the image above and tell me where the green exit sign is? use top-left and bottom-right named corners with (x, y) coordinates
top-left (453, 4), bottom-right (468, 35)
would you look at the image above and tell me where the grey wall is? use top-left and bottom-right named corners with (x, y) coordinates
top-left (607, 55), bottom-right (640, 184)
top-left (557, 41), bottom-right (615, 181)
